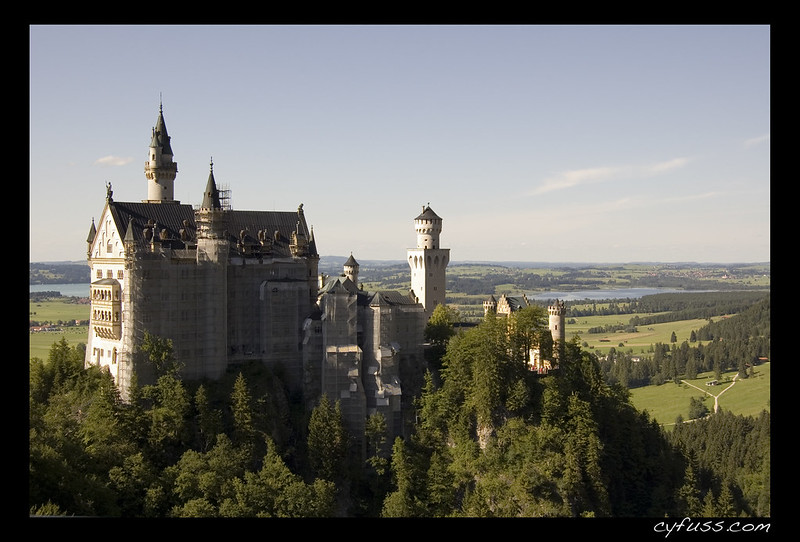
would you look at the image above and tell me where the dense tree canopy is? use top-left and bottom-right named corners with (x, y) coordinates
top-left (29, 294), bottom-right (769, 518)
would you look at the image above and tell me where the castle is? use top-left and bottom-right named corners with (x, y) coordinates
top-left (85, 104), bottom-right (443, 445)
top-left (483, 294), bottom-right (565, 374)
top-left (84, 103), bottom-right (565, 448)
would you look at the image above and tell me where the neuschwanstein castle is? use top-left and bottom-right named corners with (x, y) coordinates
top-left (84, 104), bottom-right (564, 447)
top-left (84, 104), bottom-right (450, 444)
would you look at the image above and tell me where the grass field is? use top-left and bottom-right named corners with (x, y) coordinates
top-left (629, 362), bottom-right (770, 427)
top-left (29, 299), bottom-right (89, 323)
top-left (29, 299), bottom-right (89, 360)
top-left (566, 312), bottom-right (723, 355)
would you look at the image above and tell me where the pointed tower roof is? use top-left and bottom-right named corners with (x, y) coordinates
top-left (124, 217), bottom-right (136, 242)
top-left (415, 204), bottom-right (441, 221)
top-left (150, 101), bottom-right (173, 155)
top-left (86, 218), bottom-right (97, 243)
top-left (201, 159), bottom-right (222, 210)
top-left (344, 253), bottom-right (359, 267)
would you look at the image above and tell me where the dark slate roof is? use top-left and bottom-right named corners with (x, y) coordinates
top-left (415, 205), bottom-right (441, 221)
top-left (319, 275), bottom-right (359, 296)
top-left (109, 201), bottom-right (196, 249)
top-left (201, 169), bottom-right (222, 210)
top-left (500, 295), bottom-right (530, 312)
top-left (108, 201), bottom-right (317, 257)
top-left (150, 107), bottom-right (173, 155)
top-left (368, 290), bottom-right (419, 307)
top-left (227, 209), bottom-right (316, 257)
top-left (318, 277), bottom-right (419, 308)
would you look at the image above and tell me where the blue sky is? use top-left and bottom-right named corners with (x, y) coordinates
top-left (30, 25), bottom-right (770, 264)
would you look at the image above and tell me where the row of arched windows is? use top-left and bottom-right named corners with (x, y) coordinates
top-left (93, 309), bottom-right (120, 323)
top-left (408, 254), bottom-right (446, 268)
top-left (92, 288), bottom-right (120, 301)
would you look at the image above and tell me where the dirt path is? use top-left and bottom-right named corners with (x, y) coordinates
top-left (681, 373), bottom-right (739, 413)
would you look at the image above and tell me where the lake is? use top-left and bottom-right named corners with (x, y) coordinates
top-left (30, 283), bottom-right (89, 297)
top-left (32, 283), bottom-right (704, 302)
top-left (528, 288), bottom-right (696, 301)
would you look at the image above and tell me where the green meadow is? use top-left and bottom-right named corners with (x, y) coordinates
top-left (629, 362), bottom-right (770, 427)
top-left (29, 299), bottom-right (89, 360)
top-left (566, 311), bottom-right (722, 356)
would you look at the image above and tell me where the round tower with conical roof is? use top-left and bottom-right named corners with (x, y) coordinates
top-left (343, 253), bottom-right (359, 285)
top-left (144, 102), bottom-right (179, 203)
top-left (195, 159), bottom-right (229, 262)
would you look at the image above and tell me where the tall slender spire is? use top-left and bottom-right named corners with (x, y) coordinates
top-left (201, 158), bottom-right (222, 210)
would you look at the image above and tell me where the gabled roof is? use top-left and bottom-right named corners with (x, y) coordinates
top-left (319, 275), bottom-right (360, 296)
top-left (496, 293), bottom-right (530, 312)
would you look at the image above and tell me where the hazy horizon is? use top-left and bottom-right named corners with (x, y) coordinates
top-left (30, 256), bottom-right (771, 266)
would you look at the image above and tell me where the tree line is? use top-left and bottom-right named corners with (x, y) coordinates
top-left (601, 295), bottom-right (770, 389)
top-left (29, 300), bottom-right (769, 517)
top-left (567, 290), bottom-right (768, 320)
top-left (29, 263), bottom-right (90, 285)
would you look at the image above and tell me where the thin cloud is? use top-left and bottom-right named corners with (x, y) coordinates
top-left (94, 155), bottom-right (133, 167)
top-left (743, 134), bottom-right (770, 148)
top-left (648, 157), bottom-right (689, 174)
top-left (530, 157), bottom-right (690, 196)
top-left (665, 191), bottom-right (717, 203)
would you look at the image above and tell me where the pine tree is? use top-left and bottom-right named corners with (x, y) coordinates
top-left (195, 384), bottom-right (222, 452)
top-left (307, 394), bottom-right (347, 482)
top-left (230, 373), bottom-right (257, 459)
top-left (677, 461), bottom-right (703, 516)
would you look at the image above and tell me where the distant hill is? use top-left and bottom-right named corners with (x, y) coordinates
top-left (30, 262), bottom-right (90, 285)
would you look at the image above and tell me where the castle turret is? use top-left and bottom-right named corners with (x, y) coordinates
top-left (144, 102), bottom-right (178, 203)
top-left (548, 299), bottom-right (566, 359)
top-left (191, 159), bottom-right (230, 284)
top-left (343, 253), bottom-right (359, 285)
top-left (407, 205), bottom-right (449, 314)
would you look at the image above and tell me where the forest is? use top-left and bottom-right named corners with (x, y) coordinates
top-left (600, 295), bottom-right (770, 389)
top-left (29, 291), bottom-right (770, 519)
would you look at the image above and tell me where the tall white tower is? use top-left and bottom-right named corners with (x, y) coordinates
top-left (548, 299), bottom-right (566, 360)
top-left (407, 205), bottom-right (449, 314)
top-left (144, 102), bottom-right (178, 203)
